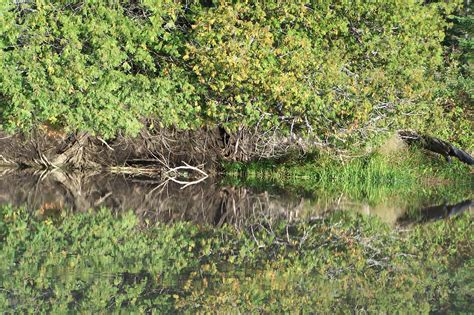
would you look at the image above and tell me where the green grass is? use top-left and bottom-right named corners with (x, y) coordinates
top-left (222, 148), bottom-right (473, 206)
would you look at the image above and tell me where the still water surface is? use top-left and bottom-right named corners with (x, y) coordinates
top-left (0, 168), bottom-right (472, 226)
top-left (0, 168), bottom-right (473, 312)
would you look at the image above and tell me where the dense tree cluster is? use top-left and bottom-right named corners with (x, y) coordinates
top-left (0, 0), bottom-right (472, 148)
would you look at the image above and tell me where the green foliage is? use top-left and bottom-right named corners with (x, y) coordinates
top-left (0, 1), bottom-right (472, 147)
top-left (438, 1), bottom-right (474, 148)
top-left (0, 0), bottom-right (201, 137)
top-left (0, 206), bottom-right (472, 312)
top-left (186, 0), bottom-right (461, 137)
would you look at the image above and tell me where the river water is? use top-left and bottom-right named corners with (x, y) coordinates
top-left (0, 168), bottom-right (472, 226)
top-left (0, 168), bottom-right (473, 312)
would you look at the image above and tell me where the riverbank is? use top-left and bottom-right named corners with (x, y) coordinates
top-left (1, 129), bottom-right (472, 175)
top-left (1, 130), bottom-right (471, 227)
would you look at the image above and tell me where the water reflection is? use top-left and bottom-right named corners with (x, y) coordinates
top-left (397, 199), bottom-right (474, 225)
top-left (0, 169), bottom-right (471, 226)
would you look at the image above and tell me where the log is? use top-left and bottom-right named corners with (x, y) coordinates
top-left (398, 131), bottom-right (474, 165)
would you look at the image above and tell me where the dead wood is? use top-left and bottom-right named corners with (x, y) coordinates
top-left (0, 126), bottom-right (306, 170)
top-left (399, 130), bottom-right (474, 165)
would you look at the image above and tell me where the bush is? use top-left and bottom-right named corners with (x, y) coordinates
top-left (1, 0), bottom-right (471, 148)
top-left (439, 2), bottom-right (473, 148)
top-left (0, 0), bottom-right (201, 138)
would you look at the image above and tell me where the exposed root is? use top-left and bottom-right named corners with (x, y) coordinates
top-left (0, 125), bottom-right (326, 170)
top-left (33, 151), bottom-right (59, 169)
top-left (0, 154), bottom-right (16, 167)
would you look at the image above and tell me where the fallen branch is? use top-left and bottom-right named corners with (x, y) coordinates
top-left (399, 130), bottom-right (474, 165)
top-left (164, 162), bottom-right (209, 189)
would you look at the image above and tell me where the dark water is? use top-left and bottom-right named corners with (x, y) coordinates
top-left (0, 168), bottom-right (471, 226)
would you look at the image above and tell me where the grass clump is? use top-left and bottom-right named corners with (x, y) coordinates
top-left (223, 148), bottom-right (473, 206)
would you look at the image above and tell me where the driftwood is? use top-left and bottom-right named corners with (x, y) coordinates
top-left (399, 131), bottom-right (474, 165)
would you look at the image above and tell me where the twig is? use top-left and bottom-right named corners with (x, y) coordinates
top-left (94, 192), bottom-right (112, 207)
top-left (97, 137), bottom-right (114, 151)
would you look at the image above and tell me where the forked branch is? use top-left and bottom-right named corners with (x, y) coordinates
top-left (163, 162), bottom-right (209, 189)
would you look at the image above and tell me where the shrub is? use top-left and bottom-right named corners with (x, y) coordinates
top-left (1, 0), bottom-right (471, 148)
top-left (0, 0), bottom-right (201, 138)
